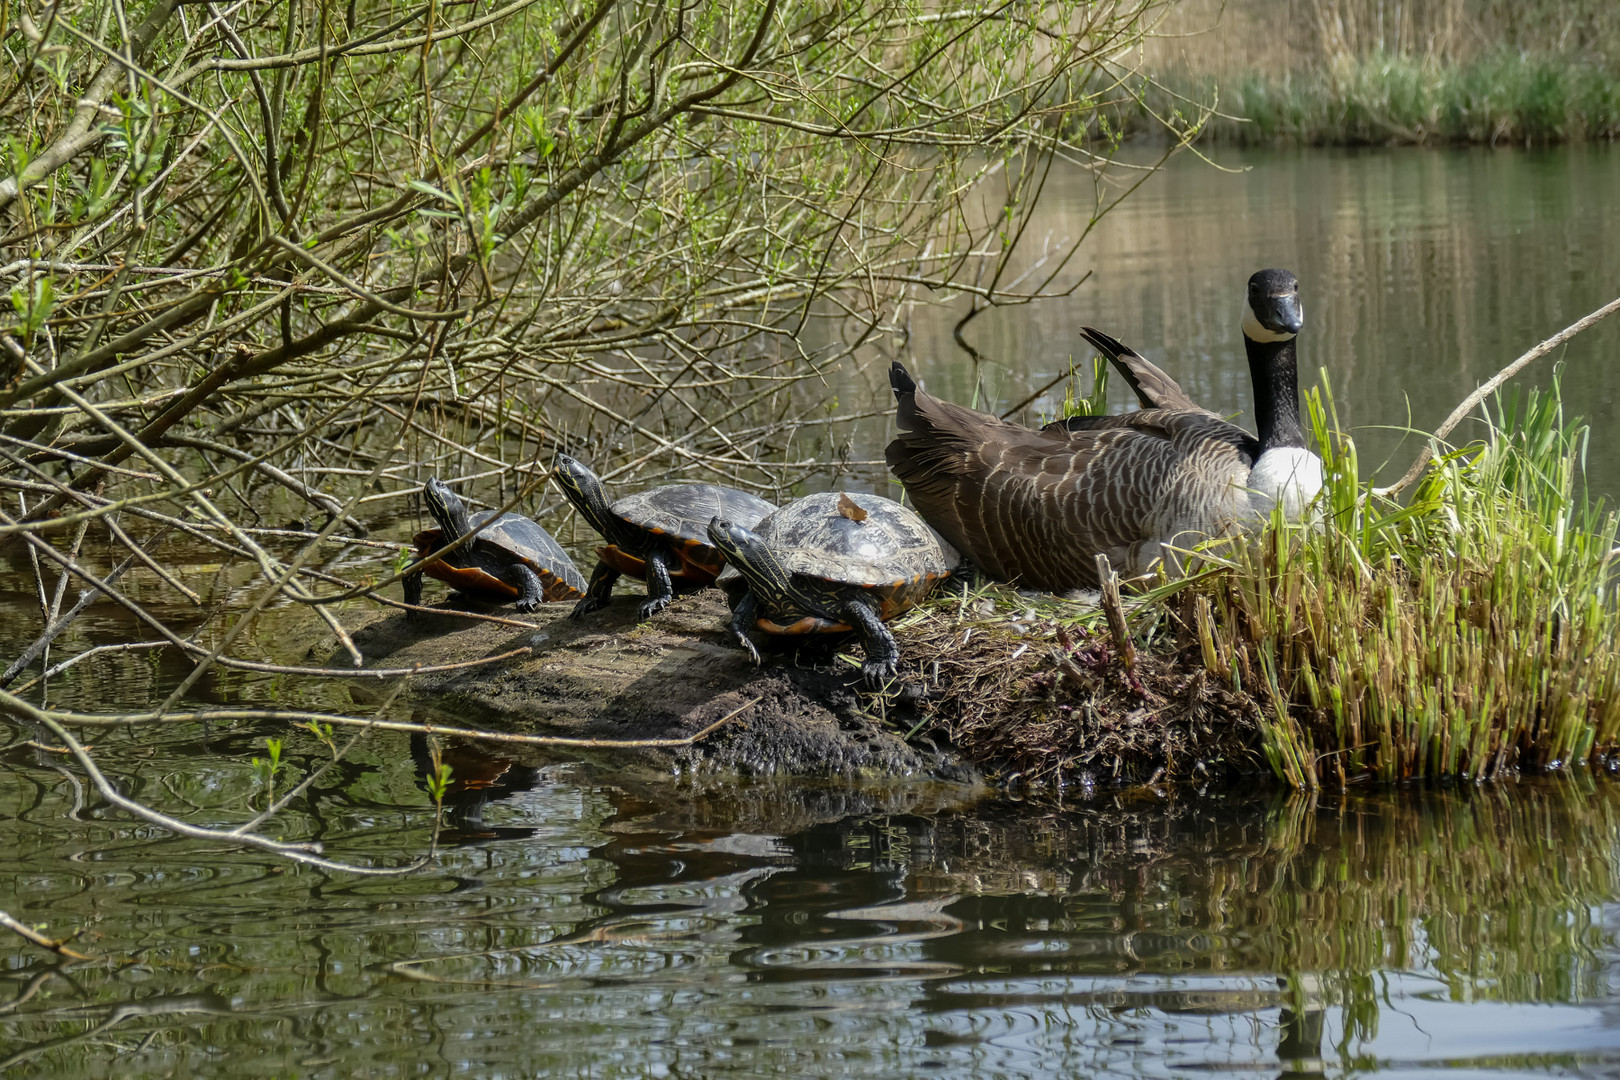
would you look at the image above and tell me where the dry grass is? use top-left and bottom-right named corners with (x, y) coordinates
top-left (893, 586), bottom-right (1265, 792)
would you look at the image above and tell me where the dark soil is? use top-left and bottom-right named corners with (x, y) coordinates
top-left (340, 591), bottom-right (977, 783)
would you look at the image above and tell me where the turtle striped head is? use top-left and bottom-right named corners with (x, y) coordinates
top-left (552, 453), bottom-right (617, 537)
top-left (1241, 268), bottom-right (1304, 344)
top-left (708, 515), bottom-right (794, 606)
top-left (423, 477), bottom-right (470, 540)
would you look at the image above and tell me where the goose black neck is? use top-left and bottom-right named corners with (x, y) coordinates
top-left (1245, 335), bottom-right (1306, 451)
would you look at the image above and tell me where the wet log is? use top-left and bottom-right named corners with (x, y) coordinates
top-left (336, 592), bottom-right (979, 782)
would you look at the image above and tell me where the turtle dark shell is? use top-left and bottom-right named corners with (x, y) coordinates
top-left (415, 510), bottom-right (587, 603)
top-left (553, 453), bottom-right (780, 621)
top-left (600, 483), bottom-right (777, 582)
top-left (717, 491), bottom-right (959, 631)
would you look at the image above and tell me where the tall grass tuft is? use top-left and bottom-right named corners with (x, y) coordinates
top-left (1167, 52), bottom-right (1620, 146)
top-left (1179, 377), bottom-right (1620, 788)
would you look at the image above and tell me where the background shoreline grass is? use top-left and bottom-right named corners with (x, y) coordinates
top-left (1115, 0), bottom-right (1620, 147)
top-left (1155, 53), bottom-right (1620, 147)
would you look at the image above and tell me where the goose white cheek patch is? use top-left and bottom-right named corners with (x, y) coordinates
top-left (1242, 301), bottom-right (1301, 343)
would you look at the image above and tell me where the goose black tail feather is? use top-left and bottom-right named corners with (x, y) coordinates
top-left (890, 361), bottom-right (926, 438)
top-left (1079, 325), bottom-right (1202, 413)
top-left (889, 361), bottom-right (916, 398)
top-left (885, 373), bottom-right (1060, 583)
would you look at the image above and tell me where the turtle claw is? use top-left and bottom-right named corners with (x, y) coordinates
top-left (726, 627), bottom-right (762, 667)
top-left (861, 658), bottom-right (900, 690)
top-left (514, 599), bottom-right (541, 614)
top-left (570, 596), bottom-right (607, 621)
top-left (637, 595), bottom-right (671, 621)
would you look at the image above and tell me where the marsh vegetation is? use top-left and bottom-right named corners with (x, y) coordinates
top-left (1138, 0), bottom-right (1620, 144)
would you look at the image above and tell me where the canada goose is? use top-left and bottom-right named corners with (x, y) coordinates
top-left (884, 268), bottom-right (1323, 591)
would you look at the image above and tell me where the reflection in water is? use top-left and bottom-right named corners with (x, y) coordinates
top-left (408, 732), bottom-right (543, 845)
top-left (3, 728), bottom-right (1620, 1074)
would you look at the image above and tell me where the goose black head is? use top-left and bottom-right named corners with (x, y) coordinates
top-left (1242, 268), bottom-right (1303, 344)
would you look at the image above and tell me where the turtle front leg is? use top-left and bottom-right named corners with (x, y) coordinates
top-left (403, 569), bottom-right (424, 617)
top-left (839, 597), bottom-right (899, 689)
top-left (571, 561), bottom-right (619, 620)
top-left (728, 591), bottom-right (762, 665)
top-left (637, 546), bottom-right (676, 621)
top-left (510, 564), bottom-right (546, 613)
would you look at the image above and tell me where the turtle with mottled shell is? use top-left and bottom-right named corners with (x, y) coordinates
top-left (404, 477), bottom-right (587, 614)
top-left (707, 491), bottom-right (959, 686)
top-left (552, 454), bottom-right (777, 621)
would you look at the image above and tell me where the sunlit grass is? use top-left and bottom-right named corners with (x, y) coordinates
top-left (1177, 376), bottom-right (1620, 788)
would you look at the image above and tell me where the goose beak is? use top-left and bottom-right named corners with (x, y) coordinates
top-left (1253, 291), bottom-right (1304, 336)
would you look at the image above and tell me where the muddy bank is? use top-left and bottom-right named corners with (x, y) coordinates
top-left (339, 592), bottom-right (977, 782)
top-left (334, 584), bottom-right (1266, 790)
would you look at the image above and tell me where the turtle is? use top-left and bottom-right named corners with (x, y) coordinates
top-left (403, 477), bottom-right (587, 614)
top-left (552, 453), bottom-right (777, 621)
top-left (706, 490), bottom-right (960, 686)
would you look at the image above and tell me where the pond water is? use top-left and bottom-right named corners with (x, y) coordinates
top-left (4, 739), bottom-right (1620, 1077)
top-left (844, 142), bottom-right (1620, 495)
top-left (5, 145), bottom-right (1620, 1076)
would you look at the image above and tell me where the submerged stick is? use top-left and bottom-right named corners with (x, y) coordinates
top-left (1376, 292), bottom-right (1620, 498)
top-left (0, 910), bottom-right (95, 962)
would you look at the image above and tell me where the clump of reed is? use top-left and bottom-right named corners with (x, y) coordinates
top-left (1175, 380), bottom-right (1620, 789)
top-left (1165, 52), bottom-right (1620, 145)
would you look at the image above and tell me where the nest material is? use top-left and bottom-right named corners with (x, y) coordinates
top-left (894, 594), bottom-right (1266, 792)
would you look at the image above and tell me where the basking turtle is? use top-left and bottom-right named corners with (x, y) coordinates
top-left (552, 454), bottom-right (777, 621)
top-left (404, 477), bottom-right (587, 613)
top-left (707, 491), bottom-right (960, 686)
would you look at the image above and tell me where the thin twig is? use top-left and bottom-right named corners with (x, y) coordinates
top-left (1376, 293), bottom-right (1620, 498)
top-left (47, 697), bottom-right (763, 748)
top-left (0, 911), bottom-right (96, 962)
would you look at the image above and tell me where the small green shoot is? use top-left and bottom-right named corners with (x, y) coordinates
top-left (251, 737), bottom-right (285, 803)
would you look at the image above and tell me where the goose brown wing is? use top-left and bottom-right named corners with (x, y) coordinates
top-left (891, 373), bottom-right (1211, 589)
top-left (1044, 328), bottom-right (1262, 461)
top-left (888, 364), bottom-right (1259, 590)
